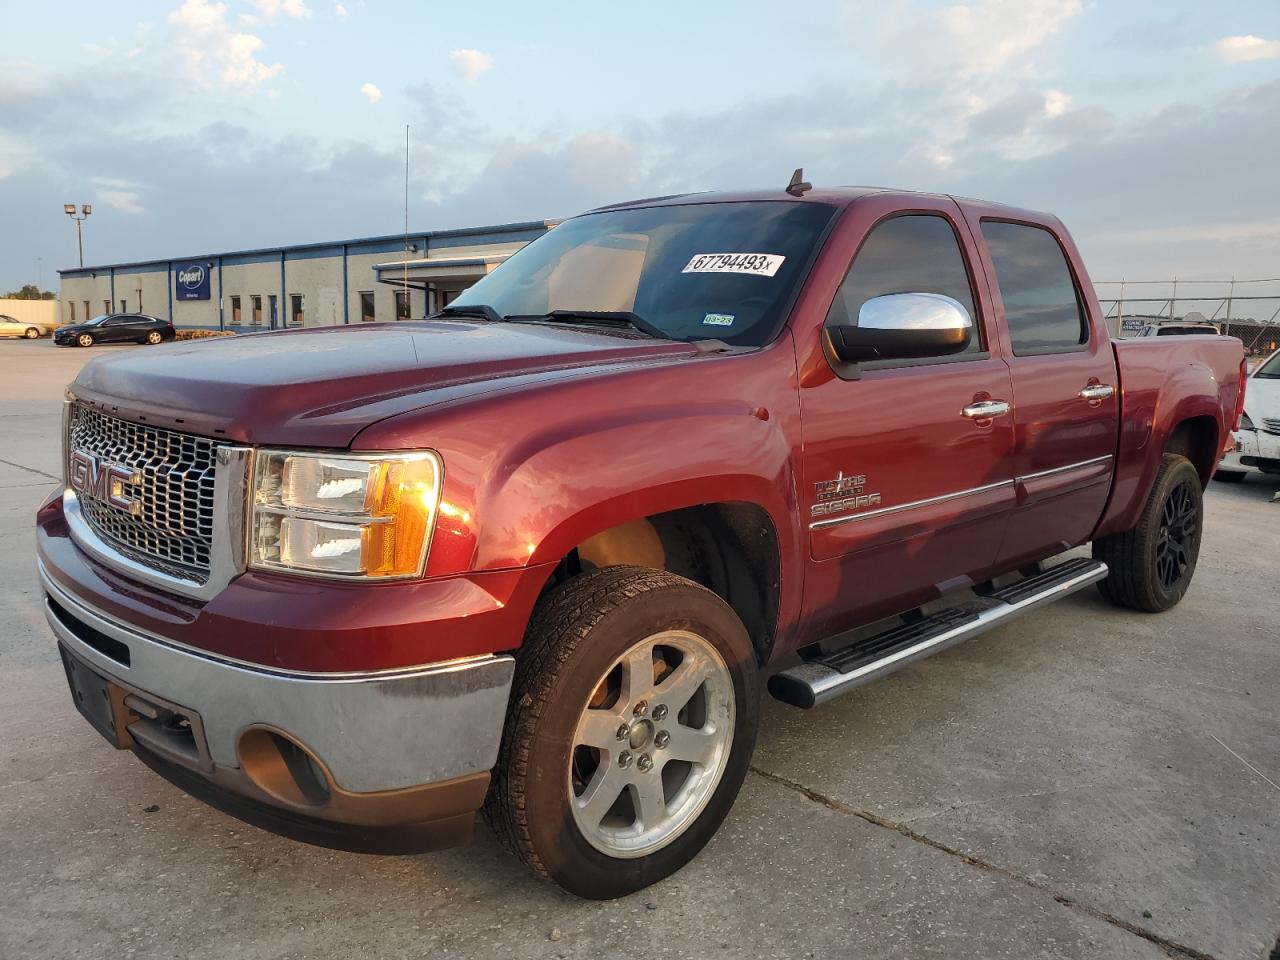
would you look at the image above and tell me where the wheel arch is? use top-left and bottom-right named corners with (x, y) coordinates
top-left (535, 500), bottom-right (784, 664)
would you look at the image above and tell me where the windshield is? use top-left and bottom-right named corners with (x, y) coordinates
top-left (1256, 351), bottom-right (1280, 378)
top-left (84, 315), bottom-right (108, 327)
top-left (449, 201), bottom-right (837, 346)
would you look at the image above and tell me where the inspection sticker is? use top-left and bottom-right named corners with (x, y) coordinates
top-left (682, 253), bottom-right (785, 277)
top-left (702, 313), bottom-right (736, 327)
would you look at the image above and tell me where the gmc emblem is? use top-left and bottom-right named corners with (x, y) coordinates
top-left (69, 450), bottom-right (141, 515)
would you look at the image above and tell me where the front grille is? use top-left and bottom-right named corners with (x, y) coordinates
top-left (1262, 418), bottom-right (1280, 435)
top-left (68, 405), bottom-right (221, 579)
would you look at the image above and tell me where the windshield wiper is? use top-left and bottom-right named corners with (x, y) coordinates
top-left (504, 310), bottom-right (670, 340)
top-left (433, 303), bottom-right (504, 323)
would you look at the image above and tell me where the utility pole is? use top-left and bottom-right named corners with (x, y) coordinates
top-left (63, 203), bottom-right (92, 268)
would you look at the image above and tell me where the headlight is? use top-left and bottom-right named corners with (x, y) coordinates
top-left (250, 450), bottom-right (442, 579)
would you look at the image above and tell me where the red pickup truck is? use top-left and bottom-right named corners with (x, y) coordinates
top-left (38, 185), bottom-right (1246, 899)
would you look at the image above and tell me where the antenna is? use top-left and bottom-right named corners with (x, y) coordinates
top-left (785, 167), bottom-right (812, 197)
top-left (403, 124), bottom-right (410, 308)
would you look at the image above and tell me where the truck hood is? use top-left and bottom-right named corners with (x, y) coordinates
top-left (70, 321), bottom-right (704, 447)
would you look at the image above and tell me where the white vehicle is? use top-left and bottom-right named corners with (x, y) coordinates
top-left (1217, 350), bottom-right (1280, 481)
top-left (0, 314), bottom-right (57, 339)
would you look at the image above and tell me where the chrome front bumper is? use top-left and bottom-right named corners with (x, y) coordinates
top-left (40, 560), bottom-right (515, 797)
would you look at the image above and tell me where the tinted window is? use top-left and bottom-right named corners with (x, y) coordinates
top-left (826, 214), bottom-right (981, 354)
top-left (453, 201), bottom-right (838, 347)
top-left (982, 221), bottom-right (1086, 354)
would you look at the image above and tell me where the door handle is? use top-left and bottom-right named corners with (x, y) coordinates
top-left (1078, 384), bottom-right (1115, 401)
top-left (961, 400), bottom-right (1011, 420)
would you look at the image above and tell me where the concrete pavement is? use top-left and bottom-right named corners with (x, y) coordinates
top-left (1, 338), bottom-right (1277, 959)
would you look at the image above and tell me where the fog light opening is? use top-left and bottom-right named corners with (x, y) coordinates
top-left (238, 728), bottom-right (332, 809)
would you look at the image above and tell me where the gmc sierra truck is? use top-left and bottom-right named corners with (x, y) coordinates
top-left (38, 185), bottom-right (1247, 899)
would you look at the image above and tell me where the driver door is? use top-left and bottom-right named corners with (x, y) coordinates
top-left (800, 199), bottom-right (1016, 639)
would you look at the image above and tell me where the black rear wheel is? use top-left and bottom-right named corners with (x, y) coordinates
top-left (1093, 453), bottom-right (1203, 612)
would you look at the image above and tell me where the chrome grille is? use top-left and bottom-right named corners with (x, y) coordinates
top-left (1262, 417), bottom-right (1280, 435)
top-left (68, 405), bottom-right (221, 579)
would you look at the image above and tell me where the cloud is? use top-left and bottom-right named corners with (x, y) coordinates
top-left (1216, 35), bottom-right (1280, 63)
top-left (93, 177), bottom-right (146, 214)
top-left (449, 48), bottom-right (493, 82)
top-left (360, 82), bottom-right (381, 103)
top-left (169, 0), bottom-right (283, 88)
top-left (334, 2), bottom-right (348, 18)
top-left (1043, 88), bottom-right (1071, 117)
top-left (913, 0), bottom-right (1082, 78)
top-left (248, 0), bottom-right (312, 18)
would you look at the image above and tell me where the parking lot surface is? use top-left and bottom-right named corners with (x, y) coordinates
top-left (1, 338), bottom-right (1277, 960)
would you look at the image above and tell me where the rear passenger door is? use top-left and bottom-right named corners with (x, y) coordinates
top-left (800, 199), bottom-right (1016, 638)
top-left (965, 216), bottom-right (1119, 568)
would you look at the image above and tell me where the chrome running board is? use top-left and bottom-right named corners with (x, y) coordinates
top-left (768, 558), bottom-right (1108, 709)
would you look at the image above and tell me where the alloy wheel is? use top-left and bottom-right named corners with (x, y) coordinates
top-left (1155, 478), bottom-right (1199, 591)
top-left (568, 629), bottom-right (735, 859)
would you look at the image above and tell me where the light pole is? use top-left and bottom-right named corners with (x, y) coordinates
top-left (63, 203), bottom-right (92, 268)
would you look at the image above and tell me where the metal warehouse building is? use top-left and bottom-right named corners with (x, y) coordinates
top-left (56, 219), bottom-right (556, 331)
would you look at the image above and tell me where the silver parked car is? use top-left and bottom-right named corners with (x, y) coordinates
top-left (0, 314), bottom-right (58, 339)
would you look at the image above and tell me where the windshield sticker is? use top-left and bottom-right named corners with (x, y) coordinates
top-left (702, 313), bottom-right (736, 327)
top-left (682, 253), bottom-right (785, 277)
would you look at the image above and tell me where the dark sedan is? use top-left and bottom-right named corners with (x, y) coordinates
top-left (54, 314), bottom-right (175, 347)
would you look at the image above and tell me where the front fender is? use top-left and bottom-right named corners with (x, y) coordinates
top-left (473, 402), bottom-right (797, 570)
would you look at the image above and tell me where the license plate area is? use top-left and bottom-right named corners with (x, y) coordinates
top-left (57, 643), bottom-right (212, 771)
top-left (58, 643), bottom-right (133, 748)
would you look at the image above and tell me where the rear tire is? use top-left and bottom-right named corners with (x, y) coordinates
top-left (484, 565), bottom-right (759, 899)
top-left (77, 333), bottom-right (94, 347)
top-left (1213, 469), bottom-right (1246, 483)
top-left (1093, 453), bottom-right (1203, 612)
top-left (145, 331), bottom-right (163, 344)
top-left (24, 327), bottom-right (40, 339)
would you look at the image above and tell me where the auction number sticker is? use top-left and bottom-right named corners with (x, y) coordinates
top-left (682, 253), bottom-right (785, 277)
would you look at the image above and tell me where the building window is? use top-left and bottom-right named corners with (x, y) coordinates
top-left (360, 291), bottom-right (375, 323)
top-left (83, 300), bottom-right (89, 321)
top-left (69, 301), bottom-right (76, 324)
top-left (268, 294), bottom-right (278, 328)
top-left (251, 295), bottom-right (262, 326)
top-left (395, 290), bottom-right (410, 321)
top-left (104, 300), bottom-right (111, 315)
top-left (119, 299), bottom-right (127, 313)
top-left (290, 294), bottom-right (304, 327)
top-left (230, 295), bottom-right (242, 325)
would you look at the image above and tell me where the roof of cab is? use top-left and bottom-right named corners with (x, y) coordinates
top-left (585, 185), bottom-right (1052, 224)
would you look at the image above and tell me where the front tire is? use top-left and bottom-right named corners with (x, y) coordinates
top-left (1093, 453), bottom-right (1203, 612)
top-left (24, 327), bottom-right (40, 339)
top-left (76, 333), bottom-right (94, 347)
top-left (145, 330), bottom-right (163, 344)
top-left (485, 565), bottom-right (759, 899)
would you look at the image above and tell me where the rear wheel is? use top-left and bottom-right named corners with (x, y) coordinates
top-left (24, 327), bottom-right (40, 339)
top-left (1093, 453), bottom-right (1203, 612)
top-left (485, 565), bottom-right (759, 899)
top-left (76, 333), bottom-right (94, 347)
top-left (145, 330), bottom-right (163, 344)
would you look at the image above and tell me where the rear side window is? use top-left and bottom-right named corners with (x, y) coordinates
top-left (981, 221), bottom-right (1087, 354)
top-left (827, 214), bottom-right (982, 354)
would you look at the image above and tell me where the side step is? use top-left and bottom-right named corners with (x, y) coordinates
top-left (768, 558), bottom-right (1108, 709)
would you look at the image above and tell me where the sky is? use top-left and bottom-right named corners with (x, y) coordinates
top-left (2, 0), bottom-right (1279, 314)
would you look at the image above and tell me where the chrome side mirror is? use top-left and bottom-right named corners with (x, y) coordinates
top-left (827, 292), bottom-right (973, 363)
